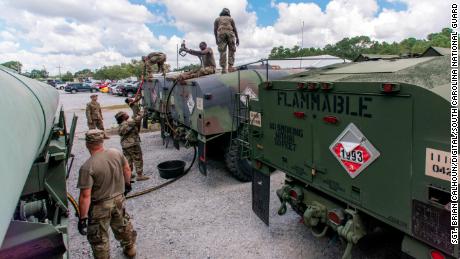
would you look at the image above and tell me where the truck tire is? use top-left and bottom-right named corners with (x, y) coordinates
top-left (224, 141), bottom-right (252, 182)
top-left (127, 91), bottom-right (134, 98)
top-left (71, 89), bottom-right (77, 94)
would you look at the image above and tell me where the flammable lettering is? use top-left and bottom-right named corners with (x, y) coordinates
top-left (276, 91), bottom-right (373, 118)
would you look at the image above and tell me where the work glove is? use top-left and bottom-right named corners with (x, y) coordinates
top-left (236, 38), bottom-right (240, 46)
top-left (78, 218), bottom-right (88, 235)
top-left (124, 183), bottom-right (132, 196)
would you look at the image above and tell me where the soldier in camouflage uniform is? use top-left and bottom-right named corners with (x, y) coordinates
top-left (115, 111), bottom-right (150, 181)
top-left (178, 42), bottom-right (216, 81)
top-left (77, 129), bottom-right (137, 259)
top-left (143, 52), bottom-right (167, 81)
top-left (86, 94), bottom-right (109, 139)
top-left (214, 8), bottom-right (239, 73)
top-left (125, 97), bottom-right (142, 131)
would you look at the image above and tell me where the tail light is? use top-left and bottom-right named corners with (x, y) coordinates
top-left (320, 82), bottom-right (333, 90)
top-left (323, 116), bottom-right (338, 124)
top-left (307, 82), bottom-right (318, 91)
top-left (255, 160), bottom-right (263, 169)
top-left (328, 209), bottom-right (345, 225)
top-left (293, 111), bottom-right (305, 119)
top-left (381, 83), bottom-right (400, 93)
top-left (289, 189), bottom-right (299, 200)
top-left (430, 250), bottom-right (445, 259)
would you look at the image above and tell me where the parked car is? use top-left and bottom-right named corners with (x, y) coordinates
top-left (119, 82), bottom-right (139, 97)
top-left (55, 82), bottom-right (67, 90)
top-left (64, 83), bottom-right (98, 93)
top-left (108, 84), bottom-right (122, 95)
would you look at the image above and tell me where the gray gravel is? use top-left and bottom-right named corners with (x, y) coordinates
top-left (64, 92), bottom-right (390, 259)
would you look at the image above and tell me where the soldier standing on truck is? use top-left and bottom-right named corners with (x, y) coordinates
top-left (77, 129), bottom-right (137, 259)
top-left (178, 42), bottom-right (216, 81)
top-left (115, 111), bottom-right (150, 181)
top-left (214, 8), bottom-right (239, 73)
top-left (143, 52), bottom-right (167, 80)
top-left (125, 96), bottom-right (142, 131)
top-left (86, 94), bottom-right (109, 139)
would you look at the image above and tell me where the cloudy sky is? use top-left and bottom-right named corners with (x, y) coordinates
top-left (0, 0), bottom-right (450, 75)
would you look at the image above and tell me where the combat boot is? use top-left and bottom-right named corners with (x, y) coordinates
top-left (137, 175), bottom-right (150, 181)
top-left (123, 244), bottom-right (136, 258)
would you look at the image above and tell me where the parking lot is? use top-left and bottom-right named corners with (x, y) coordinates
top-left (64, 91), bottom-right (388, 259)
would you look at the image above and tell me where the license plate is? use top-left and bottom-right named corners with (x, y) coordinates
top-left (339, 147), bottom-right (364, 164)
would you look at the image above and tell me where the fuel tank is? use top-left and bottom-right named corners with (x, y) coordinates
top-left (0, 66), bottom-right (59, 241)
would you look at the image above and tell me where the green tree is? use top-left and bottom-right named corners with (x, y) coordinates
top-left (29, 69), bottom-right (48, 79)
top-left (173, 64), bottom-right (201, 72)
top-left (74, 69), bottom-right (93, 80)
top-left (1, 61), bottom-right (22, 73)
top-left (268, 28), bottom-right (452, 59)
top-left (62, 71), bottom-right (74, 82)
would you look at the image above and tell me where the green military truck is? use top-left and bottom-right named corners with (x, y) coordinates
top-left (143, 69), bottom-right (301, 181)
top-left (0, 66), bottom-right (76, 258)
top-left (249, 49), bottom-right (457, 258)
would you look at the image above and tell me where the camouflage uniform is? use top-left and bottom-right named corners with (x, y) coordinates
top-left (130, 102), bottom-right (142, 131)
top-left (178, 47), bottom-right (216, 81)
top-left (86, 100), bottom-right (104, 131)
top-left (214, 10), bottom-right (238, 72)
top-left (117, 113), bottom-right (144, 177)
top-left (87, 195), bottom-right (137, 259)
top-left (78, 130), bottom-right (136, 259)
top-left (144, 52), bottom-right (167, 80)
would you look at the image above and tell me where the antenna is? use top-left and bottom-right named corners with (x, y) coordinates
top-left (56, 64), bottom-right (62, 79)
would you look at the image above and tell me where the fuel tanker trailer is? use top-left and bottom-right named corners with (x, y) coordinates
top-left (0, 66), bottom-right (76, 257)
top-left (249, 48), bottom-right (457, 259)
top-left (143, 68), bottom-right (303, 181)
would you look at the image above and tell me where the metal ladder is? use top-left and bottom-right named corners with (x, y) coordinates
top-left (231, 93), bottom-right (251, 159)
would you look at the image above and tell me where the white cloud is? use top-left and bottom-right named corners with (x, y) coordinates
top-left (0, 0), bottom-right (450, 75)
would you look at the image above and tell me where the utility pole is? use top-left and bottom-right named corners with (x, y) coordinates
top-left (300, 20), bottom-right (304, 68)
top-left (176, 44), bottom-right (179, 70)
top-left (56, 64), bottom-right (62, 79)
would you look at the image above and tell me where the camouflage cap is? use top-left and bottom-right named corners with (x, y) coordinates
top-left (85, 129), bottom-right (105, 143)
top-left (115, 111), bottom-right (127, 120)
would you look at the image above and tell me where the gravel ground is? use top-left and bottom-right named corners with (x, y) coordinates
top-left (63, 92), bottom-right (391, 259)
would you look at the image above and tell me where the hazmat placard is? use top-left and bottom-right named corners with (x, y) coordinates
top-left (329, 123), bottom-right (380, 178)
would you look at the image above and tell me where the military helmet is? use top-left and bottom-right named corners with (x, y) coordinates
top-left (220, 8), bottom-right (230, 16)
top-left (85, 129), bottom-right (105, 143)
top-left (115, 111), bottom-right (126, 120)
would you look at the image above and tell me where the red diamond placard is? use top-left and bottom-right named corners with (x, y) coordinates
top-left (329, 123), bottom-right (380, 178)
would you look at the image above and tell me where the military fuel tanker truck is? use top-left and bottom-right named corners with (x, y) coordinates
top-left (0, 66), bottom-right (76, 257)
top-left (143, 68), bottom-right (304, 181)
top-left (249, 49), bottom-right (457, 259)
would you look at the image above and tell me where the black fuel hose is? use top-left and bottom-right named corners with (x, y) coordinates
top-left (126, 145), bottom-right (196, 199)
top-left (67, 145), bottom-right (197, 218)
top-left (164, 79), bottom-right (179, 135)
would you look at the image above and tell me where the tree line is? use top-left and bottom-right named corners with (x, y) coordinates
top-left (269, 28), bottom-right (451, 60)
top-left (1, 28), bottom-right (451, 80)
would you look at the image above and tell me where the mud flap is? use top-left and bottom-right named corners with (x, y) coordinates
top-left (252, 169), bottom-right (270, 225)
top-left (198, 141), bottom-right (207, 176)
